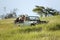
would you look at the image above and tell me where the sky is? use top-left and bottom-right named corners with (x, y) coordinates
top-left (0, 0), bottom-right (60, 16)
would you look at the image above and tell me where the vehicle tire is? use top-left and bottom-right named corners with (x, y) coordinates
top-left (31, 23), bottom-right (36, 26)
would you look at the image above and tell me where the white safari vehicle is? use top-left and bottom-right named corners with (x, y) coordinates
top-left (14, 16), bottom-right (41, 26)
top-left (23, 16), bottom-right (40, 26)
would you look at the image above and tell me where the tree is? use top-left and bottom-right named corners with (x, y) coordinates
top-left (12, 8), bottom-right (17, 17)
top-left (4, 8), bottom-right (17, 19)
top-left (46, 8), bottom-right (60, 16)
top-left (33, 5), bottom-right (45, 17)
top-left (33, 6), bottom-right (60, 17)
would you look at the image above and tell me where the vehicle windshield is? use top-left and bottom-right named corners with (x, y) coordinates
top-left (27, 16), bottom-right (40, 21)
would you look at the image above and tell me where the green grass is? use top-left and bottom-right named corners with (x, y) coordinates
top-left (0, 15), bottom-right (60, 40)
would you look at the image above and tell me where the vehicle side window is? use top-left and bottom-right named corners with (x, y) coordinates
top-left (26, 17), bottom-right (30, 21)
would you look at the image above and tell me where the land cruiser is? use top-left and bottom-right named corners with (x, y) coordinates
top-left (15, 16), bottom-right (41, 26)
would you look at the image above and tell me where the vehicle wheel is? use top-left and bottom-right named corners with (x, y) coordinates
top-left (31, 23), bottom-right (36, 26)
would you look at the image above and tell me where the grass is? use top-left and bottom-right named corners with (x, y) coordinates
top-left (0, 15), bottom-right (60, 40)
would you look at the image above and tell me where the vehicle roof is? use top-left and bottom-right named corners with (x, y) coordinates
top-left (26, 16), bottom-right (40, 17)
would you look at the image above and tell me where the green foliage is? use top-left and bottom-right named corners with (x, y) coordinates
top-left (33, 6), bottom-right (60, 17)
top-left (33, 6), bottom-right (45, 17)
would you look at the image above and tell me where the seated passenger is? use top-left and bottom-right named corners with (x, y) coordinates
top-left (14, 17), bottom-right (20, 24)
top-left (19, 15), bottom-right (26, 23)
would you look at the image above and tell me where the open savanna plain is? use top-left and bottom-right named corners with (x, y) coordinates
top-left (0, 15), bottom-right (60, 40)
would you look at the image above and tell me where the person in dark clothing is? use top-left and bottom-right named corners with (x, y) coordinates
top-left (14, 17), bottom-right (20, 24)
top-left (14, 15), bottom-right (26, 24)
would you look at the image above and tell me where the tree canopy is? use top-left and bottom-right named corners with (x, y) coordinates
top-left (33, 6), bottom-right (60, 17)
